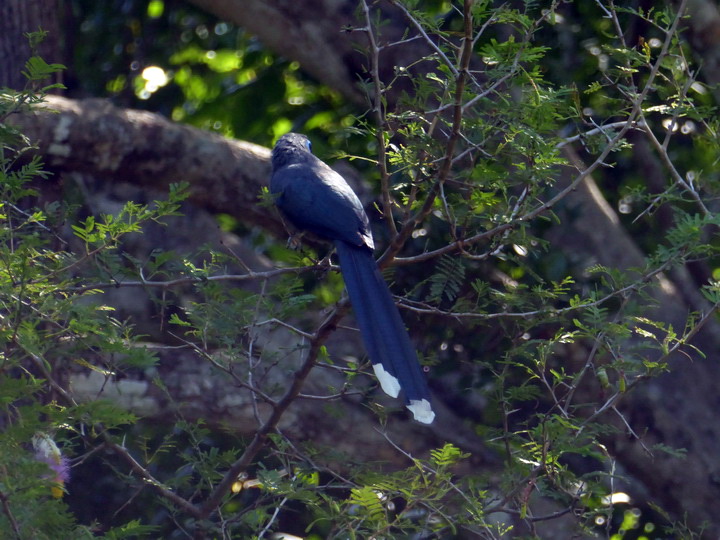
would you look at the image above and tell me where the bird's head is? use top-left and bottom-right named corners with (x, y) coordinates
top-left (271, 133), bottom-right (314, 170)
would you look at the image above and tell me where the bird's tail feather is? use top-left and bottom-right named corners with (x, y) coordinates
top-left (335, 241), bottom-right (435, 424)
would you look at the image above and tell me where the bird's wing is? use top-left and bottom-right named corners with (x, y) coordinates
top-left (272, 162), bottom-right (372, 249)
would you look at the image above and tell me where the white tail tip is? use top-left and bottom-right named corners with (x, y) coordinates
top-left (372, 363), bottom-right (401, 398)
top-left (407, 399), bottom-right (435, 424)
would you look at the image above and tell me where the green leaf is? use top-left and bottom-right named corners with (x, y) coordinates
top-left (22, 56), bottom-right (66, 81)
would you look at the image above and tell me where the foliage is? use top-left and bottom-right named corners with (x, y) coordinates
top-left (3, 1), bottom-right (720, 539)
top-left (0, 33), bottom-right (168, 538)
top-left (69, 0), bottom-right (354, 149)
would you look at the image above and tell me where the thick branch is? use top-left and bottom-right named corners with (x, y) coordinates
top-left (10, 95), bottom-right (284, 239)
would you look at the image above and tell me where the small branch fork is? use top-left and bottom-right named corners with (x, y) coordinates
top-left (197, 305), bottom-right (346, 518)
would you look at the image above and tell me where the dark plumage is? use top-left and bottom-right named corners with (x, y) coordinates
top-left (270, 133), bottom-right (434, 424)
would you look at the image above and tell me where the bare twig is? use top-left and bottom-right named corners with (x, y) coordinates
top-left (0, 490), bottom-right (21, 539)
top-left (197, 304), bottom-right (349, 518)
top-left (60, 265), bottom-right (315, 293)
top-left (389, 0), bottom-right (459, 77)
top-left (379, 0), bottom-right (475, 266)
top-left (360, 0), bottom-right (398, 237)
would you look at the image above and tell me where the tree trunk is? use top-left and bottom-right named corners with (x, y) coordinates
top-left (0, 0), bottom-right (63, 91)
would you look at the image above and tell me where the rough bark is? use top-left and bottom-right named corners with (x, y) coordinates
top-left (11, 95), bottom-right (281, 236)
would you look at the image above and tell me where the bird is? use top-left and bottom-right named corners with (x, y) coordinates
top-left (270, 133), bottom-right (435, 424)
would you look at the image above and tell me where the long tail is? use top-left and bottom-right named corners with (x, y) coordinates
top-left (335, 241), bottom-right (435, 424)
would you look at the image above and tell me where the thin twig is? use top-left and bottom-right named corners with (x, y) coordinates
top-left (360, 0), bottom-right (398, 237)
top-left (59, 265), bottom-right (315, 293)
top-left (197, 304), bottom-right (349, 518)
top-left (0, 490), bottom-right (21, 539)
